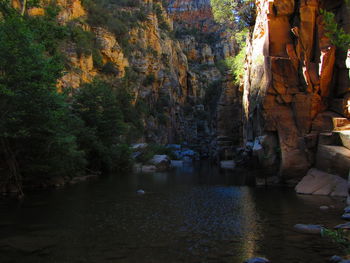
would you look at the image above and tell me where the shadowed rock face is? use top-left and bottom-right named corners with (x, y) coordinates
top-left (168, 0), bottom-right (242, 158)
top-left (243, 0), bottom-right (350, 179)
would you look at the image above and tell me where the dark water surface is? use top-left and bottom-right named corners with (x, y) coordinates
top-left (0, 162), bottom-right (346, 263)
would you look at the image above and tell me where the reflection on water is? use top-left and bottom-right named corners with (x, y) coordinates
top-left (0, 161), bottom-right (345, 263)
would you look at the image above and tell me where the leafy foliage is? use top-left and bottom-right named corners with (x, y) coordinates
top-left (26, 4), bottom-right (67, 56)
top-left (0, 11), bottom-right (86, 180)
top-left (68, 23), bottom-right (97, 56)
top-left (210, 0), bottom-right (256, 31)
top-left (220, 30), bottom-right (248, 83)
top-left (320, 9), bottom-right (350, 50)
top-left (72, 79), bottom-right (132, 172)
top-left (321, 228), bottom-right (350, 254)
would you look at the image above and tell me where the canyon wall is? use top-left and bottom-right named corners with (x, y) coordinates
top-left (243, 0), bottom-right (350, 180)
top-left (15, 0), bottom-right (241, 158)
top-left (168, 0), bottom-right (241, 159)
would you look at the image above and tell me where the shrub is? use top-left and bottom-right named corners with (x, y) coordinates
top-left (320, 9), bottom-right (350, 50)
top-left (68, 24), bottom-right (96, 56)
top-left (92, 49), bottom-right (103, 69)
top-left (72, 79), bottom-right (132, 172)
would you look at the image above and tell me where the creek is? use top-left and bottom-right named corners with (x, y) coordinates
top-left (0, 161), bottom-right (345, 263)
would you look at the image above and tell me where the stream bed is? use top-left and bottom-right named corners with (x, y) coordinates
top-left (0, 161), bottom-right (346, 263)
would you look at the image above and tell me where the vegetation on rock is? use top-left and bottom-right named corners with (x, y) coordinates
top-left (210, 0), bottom-right (256, 31)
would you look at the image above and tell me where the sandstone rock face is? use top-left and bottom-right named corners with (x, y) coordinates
top-left (20, 0), bottom-right (196, 144)
top-left (95, 28), bottom-right (129, 77)
top-left (168, 0), bottom-right (240, 158)
top-left (315, 145), bottom-right (350, 177)
top-left (243, 0), bottom-right (350, 179)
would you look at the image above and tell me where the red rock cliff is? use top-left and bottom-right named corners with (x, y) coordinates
top-left (243, 0), bottom-right (350, 180)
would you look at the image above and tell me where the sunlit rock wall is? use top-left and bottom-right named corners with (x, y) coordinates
top-left (243, 0), bottom-right (350, 180)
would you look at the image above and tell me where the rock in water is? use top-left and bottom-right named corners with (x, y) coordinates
top-left (244, 257), bottom-right (269, 263)
top-left (293, 224), bottom-right (323, 234)
top-left (341, 213), bottom-right (350, 221)
top-left (149, 155), bottom-right (170, 171)
top-left (334, 222), bottom-right (350, 229)
top-left (344, 206), bottom-right (350, 213)
top-left (320, 205), bottom-right (329, 210)
top-left (136, 189), bottom-right (145, 195)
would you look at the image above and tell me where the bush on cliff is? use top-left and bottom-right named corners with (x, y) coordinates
top-left (210, 0), bottom-right (256, 31)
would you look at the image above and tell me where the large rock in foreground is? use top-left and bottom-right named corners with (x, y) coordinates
top-left (295, 168), bottom-right (347, 197)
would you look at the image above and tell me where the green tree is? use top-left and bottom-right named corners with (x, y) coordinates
top-left (72, 79), bottom-right (131, 172)
top-left (320, 8), bottom-right (350, 50)
top-left (210, 0), bottom-right (256, 31)
top-left (0, 11), bottom-right (85, 195)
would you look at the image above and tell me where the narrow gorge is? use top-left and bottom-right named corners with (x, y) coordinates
top-left (1, 0), bottom-right (350, 262)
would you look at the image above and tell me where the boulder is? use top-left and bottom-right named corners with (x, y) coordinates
top-left (149, 155), bottom-right (170, 171)
top-left (293, 224), bottom-right (324, 234)
top-left (341, 213), bottom-right (350, 220)
top-left (339, 130), bottom-right (350, 150)
top-left (315, 145), bottom-right (350, 177)
top-left (136, 189), bottom-right (145, 195)
top-left (344, 206), bottom-right (350, 213)
top-left (334, 222), bottom-right (350, 229)
top-left (173, 149), bottom-right (197, 161)
top-left (295, 168), bottom-right (348, 197)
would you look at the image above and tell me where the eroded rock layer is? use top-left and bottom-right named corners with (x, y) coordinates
top-left (243, 0), bottom-right (350, 179)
